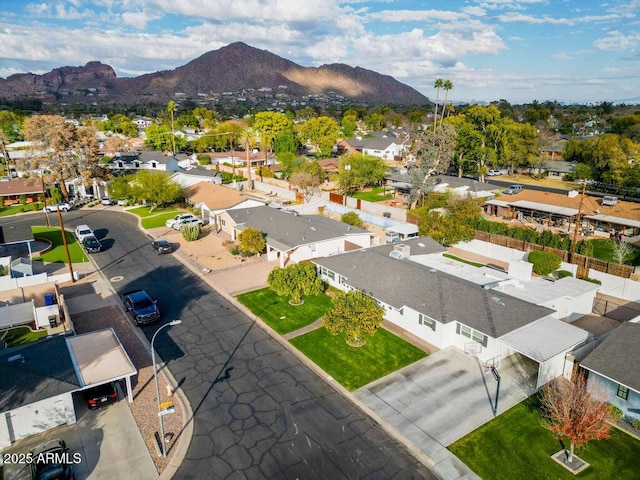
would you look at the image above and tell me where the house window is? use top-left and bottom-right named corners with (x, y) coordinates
top-left (220, 219), bottom-right (226, 226)
top-left (617, 385), bottom-right (629, 400)
top-left (150, 162), bottom-right (156, 168)
top-left (117, 161), bottom-right (123, 168)
top-left (419, 314), bottom-right (436, 331)
top-left (327, 270), bottom-right (335, 280)
top-left (456, 323), bottom-right (488, 347)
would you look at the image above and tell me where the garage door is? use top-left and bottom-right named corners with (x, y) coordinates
top-left (5, 394), bottom-right (74, 443)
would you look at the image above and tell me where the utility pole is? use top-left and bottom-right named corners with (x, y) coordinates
top-left (570, 180), bottom-right (588, 263)
top-left (245, 137), bottom-right (252, 190)
top-left (41, 176), bottom-right (50, 227)
top-left (57, 208), bottom-right (75, 283)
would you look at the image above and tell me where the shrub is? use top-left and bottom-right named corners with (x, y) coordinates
top-left (576, 240), bottom-right (594, 257)
top-left (609, 405), bottom-right (624, 422)
top-left (583, 277), bottom-right (602, 285)
top-left (341, 211), bottom-right (364, 227)
top-left (230, 247), bottom-right (239, 255)
top-left (181, 224), bottom-right (201, 241)
top-left (633, 419), bottom-right (640, 431)
top-left (527, 250), bottom-right (562, 275)
top-left (196, 154), bottom-right (211, 166)
top-left (555, 270), bottom-right (573, 279)
top-left (19, 194), bottom-right (27, 205)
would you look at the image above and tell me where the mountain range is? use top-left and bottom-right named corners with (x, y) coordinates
top-left (0, 42), bottom-right (429, 108)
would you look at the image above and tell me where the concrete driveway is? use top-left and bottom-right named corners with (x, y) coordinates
top-left (355, 347), bottom-right (538, 478)
top-left (1, 390), bottom-right (157, 480)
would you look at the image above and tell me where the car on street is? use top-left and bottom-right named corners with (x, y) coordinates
top-left (101, 196), bottom-right (113, 205)
top-left (503, 184), bottom-right (524, 195)
top-left (151, 239), bottom-right (173, 254)
top-left (165, 213), bottom-right (197, 228)
top-left (173, 216), bottom-right (204, 230)
top-left (82, 235), bottom-right (102, 253)
top-left (74, 224), bottom-right (94, 242)
top-left (44, 202), bottom-right (72, 213)
top-left (123, 289), bottom-right (160, 326)
top-left (487, 169), bottom-right (502, 176)
top-left (29, 439), bottom-right (74, 480)
top-left (85, 382), bottom-right (118, 409)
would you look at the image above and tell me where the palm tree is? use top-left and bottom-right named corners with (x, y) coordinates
top-left (433, 78), bottom-right (444, 131)
top-left (167, 101), bottom-right (176, 154)
top-left (439, 80), bottom-right (454, 126)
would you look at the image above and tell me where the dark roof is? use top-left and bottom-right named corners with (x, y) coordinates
top-left (581, 322), bottom-right (640, 393)
top-left (175, 166), bottom-right (221, 178)
top-left (0, 223), bottom-right (34, 245)
top-left (109, 151), bottom-right (176, 165)
top-left (0, 335), bottom-right (81, 412)
top-left (227, 206), bottom-right (370, 250)
top-left (313, 239), bottom-right (554, 338)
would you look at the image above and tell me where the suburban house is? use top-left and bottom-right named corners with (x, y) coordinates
top-left (313, 237), bottom-right (591, 389)
top-left (0, 178), bottom-right (44, 206)
top-left (536, 160), bottom-right (576, 180)
top-left (104, 151), bottom-right (180, 172)
top-left (0, 329), bottom-right (137, 448)
top-left (341, 129), bottom-right (411, 161)
top-left (185, 182), bottom-right (265, 227)
top-left (219, 205), bottom-right (373, 267)
top-left (580, 321), bottom-right (640, 423)
top-left (382, 173), bottom-right (498, 202)
top-left (169, 166), bottom-right (223, 188)
top-left (483, 188), bottom-right (640, 236)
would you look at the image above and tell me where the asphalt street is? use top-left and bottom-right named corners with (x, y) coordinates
top-left (7, 208), bottom-right (436, 479)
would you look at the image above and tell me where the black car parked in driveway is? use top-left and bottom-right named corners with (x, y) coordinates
top-left (151, 239), bottom-right (173, 254)
top-left (85, 382), bottom-right (118, 409)
top-left (29, 439), bottom-right (75, 480)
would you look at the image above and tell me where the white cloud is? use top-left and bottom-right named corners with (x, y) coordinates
top-left (594, 30), bottom-right (640, 50)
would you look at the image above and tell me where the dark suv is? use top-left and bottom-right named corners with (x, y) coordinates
top-left (85, 382), bottom-right (118, 409)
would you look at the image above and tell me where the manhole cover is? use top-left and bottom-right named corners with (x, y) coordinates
top-left (110, 275), bottom-right (124, 282)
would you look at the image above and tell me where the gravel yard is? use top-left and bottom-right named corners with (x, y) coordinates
top-left (72, 305), bottom-right (184, 474)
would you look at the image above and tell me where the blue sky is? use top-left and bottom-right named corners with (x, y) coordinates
top-left (0, 0), bottom-right (638, 105)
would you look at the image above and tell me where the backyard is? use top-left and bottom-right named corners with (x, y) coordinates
top-left (289, 327), bottom-right (427, 391)
top-left (449, 395), bottom-right (640, 480)
top-left (351, 186), bottom-right (393, 202)
top-left (236, 287), bottom-right (332, 334)
top-left (0, 326), bottom-right (47, 347)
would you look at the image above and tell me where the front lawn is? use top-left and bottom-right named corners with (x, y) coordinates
top-left (351, 187), bottom-right (393, 202)
top-left (449, 395), bottom-right (640, 480)
top-left (1, 326), bottom-right (47, 347)
top-left (289, 327), bottom-right (427, 391)
top-left (236, 287), bottom-right (332, 334)
top-left (125, 206), bottom-right (188, 229)
top-left (32, 227), bottom-right (87, 263)
top-left (0, 203), bottom-right (44, 217)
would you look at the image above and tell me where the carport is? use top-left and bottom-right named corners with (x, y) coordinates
top-left (499, 316), bottom-right (589, 389)
top-left (67, 329), bottom-right (137, 402)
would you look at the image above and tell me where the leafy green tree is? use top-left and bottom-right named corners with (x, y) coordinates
top-left (341, 109), bottom-right (359, 138)
top-left (527, 250), bottom-right (561, 275)
top-left (363, 112), bottom-right (385, 130)
top-left (323, 290), bottom-right (384, 347)
top-left (107, 170), bottom-right (184, 210)
top-left (267, 263), bottom-right (323, 305)
top-left (237, 227), bottom-right (265, 256)
top-left (297, 116), bottom-right (340, 157)
top-left (341, 211), bottom-right (364, 227)
top-left (340, 153), bottom-right (387, 193)
top-left (253, 111), bottom-right (294, 159)
top-left (145, 123), bottom-right (186, 152)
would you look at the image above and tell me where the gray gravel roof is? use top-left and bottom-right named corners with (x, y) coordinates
top-left (581, 322), bottom-right (640, 393)
top-left (228, 206), bottom-right (370, 250)
top-left (0, 335), bottom-right (81, 411)
top-left (313, 239), bottom-right (554, 338)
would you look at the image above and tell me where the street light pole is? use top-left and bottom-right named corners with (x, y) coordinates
top-left (152, 319), bottom-right (182, 457)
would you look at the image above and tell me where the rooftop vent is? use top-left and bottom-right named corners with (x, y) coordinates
top-left (389, 244), bottom-right (410, 259)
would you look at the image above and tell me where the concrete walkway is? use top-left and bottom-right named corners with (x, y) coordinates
top-left (282, 318), bottom-right (323, 340)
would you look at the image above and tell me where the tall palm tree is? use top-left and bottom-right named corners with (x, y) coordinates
top-left (167, 101), bottom-right (176, 154)
top-left (433, 78), bottom-right (444, 131)
top-left (439, 80), bottom-right (454, 126)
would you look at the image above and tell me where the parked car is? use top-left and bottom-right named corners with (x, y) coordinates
top-left (173, 216), bottom-right (204, 230)
top-left (151, 239), bottom-right (173, 254)
top-left (503, 184), bottom-right (524, 195)
top-left (101, 196), bottom-right (113, 205)
top-left (487, 169), bottom-right (502, 176)
top-left (122, 289), bottom-right (160, 326)
top-left (44, 202), bottom-right (72, 213)
top-left (82, 235), bottom-right (102, 253)
top-left (74, 224), bottom-right (94, 242)
top-left (29, 439), bottom-right (74, 480)
top-left (165, 213), bottom-right (197, 228)
top-left (85, 382), bottom-right (118, 409)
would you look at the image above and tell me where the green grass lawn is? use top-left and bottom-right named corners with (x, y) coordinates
top-left (589, 238), bottom-right (640, 265)
top-left (449, 396), bottom-right (640, 480)
top-left (351, 186), bottom-right (393, 202)
top-left (443, 253), bottom-right (485, 267)
top-left (1, 326), bottom-right (47, 347)
top-left (0, 203), bottom-right (44, 217)
top-left (290, 327), bottom-right (427, 391)
top-left (126, 206), bottom-right (188, 229)
top-left (236, 287), bottom-right (333, 334)
top-left (32, 226), bottom-right (87, 263)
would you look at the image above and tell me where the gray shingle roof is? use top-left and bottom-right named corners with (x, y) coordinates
top-left (581, 322), bottom-right (640, 393)
top-left (0, 223), bottom-right (34, 245)
top-left (0, 336), bottom-right (81, 412)
top-left (313, 239), bottom-right (554, 338)
top-left (227, 206), bottom-right (370, 250)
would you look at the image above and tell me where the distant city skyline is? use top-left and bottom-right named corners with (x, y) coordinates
top-left (1, 1), bottom-right (639, 105)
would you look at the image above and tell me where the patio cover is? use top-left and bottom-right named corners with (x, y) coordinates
top-left (484, 199), bottom-right (511, 207)
top-left (510, 200), bottom-right (579, 217)
top-left (583, 214), bottom-right (640, 229)
top-left (499, 316), bottom-right (588, 363)
top-left (386, 223), bottom-right (419, 235)
top-left (66, 328), bottom-right (137, 402)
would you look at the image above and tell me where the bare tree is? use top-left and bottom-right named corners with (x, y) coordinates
top-left (539, 374), bottom-right (612, 464)
top-left (612, 238), bottom-right (634, 264)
